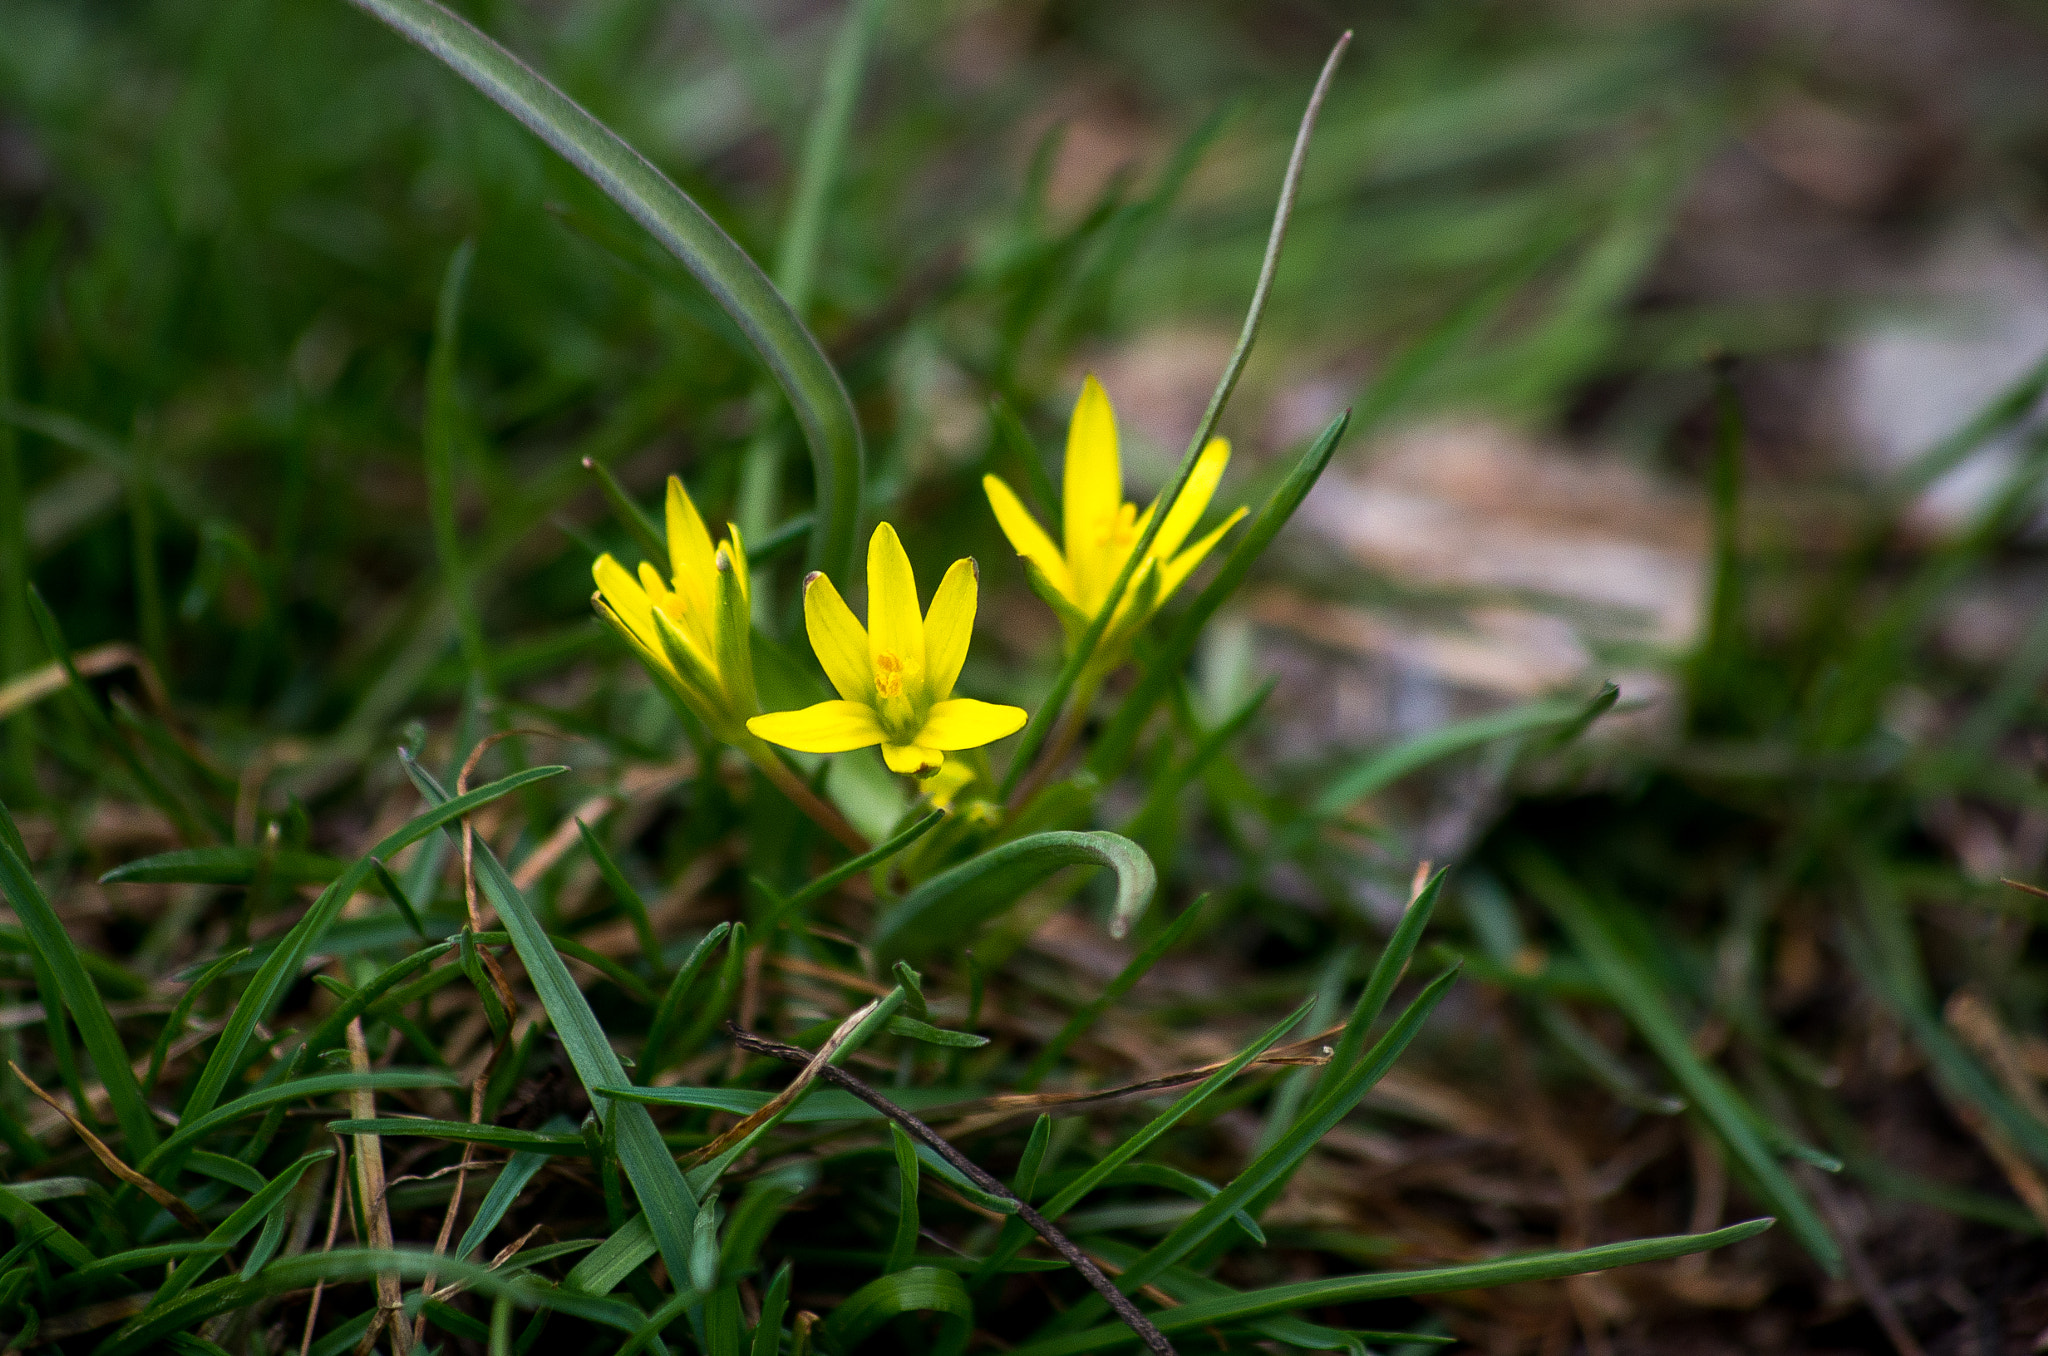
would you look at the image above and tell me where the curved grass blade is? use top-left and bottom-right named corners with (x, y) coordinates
top-left (401, 752), bottom-right (704, 1292)
top-left (869, 830), bottom-right (1155, 970)
top-left (0, 802), bottom-right (158, 1154)
top-left (1013, 1219), bottom-right (1774, 1356)
top-left (342, 0), bottom-right (864, 580)
top-left (823, 1266), bottom-right (972, 1356)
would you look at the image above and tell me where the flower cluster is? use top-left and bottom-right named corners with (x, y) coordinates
top-left (592, 378), bottom-right (1240, 789)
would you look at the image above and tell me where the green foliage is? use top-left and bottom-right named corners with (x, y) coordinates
top-left (9, 0), bottom-right (1985, 1350)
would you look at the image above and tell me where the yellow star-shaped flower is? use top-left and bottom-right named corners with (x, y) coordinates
top-left (983, 375), bottom-right (1245, 651)
top-left (590, 475), bottom-right (756, 739)
top-left (747, 523), bottom-right (1027, 778)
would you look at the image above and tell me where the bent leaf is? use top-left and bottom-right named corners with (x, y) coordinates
top-left (869, 830), bottom-right (1156, 971)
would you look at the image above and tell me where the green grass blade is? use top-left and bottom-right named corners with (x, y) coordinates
top-left (1011, 1220), bottom-right (1774, 1356)
top-left (97, 1247), bottom-right (649, 1356)
top-left (140, 1072), bottom-right (459, 1175)
top-left (142, 1149), bottom-right (333, 1314)
top-left (424, 239), bottom-right (489, 690)
top-left (822, 1267), bottom-right (972, 1355)
top-left (576, 816), bottom-right (663, 974)
top-left (0, 801), bottom-right (158, 1154)
top-left (401, 752), bottom-right (704, 1290)
top-left (459, 1142), bottom-right (557, 1260)
top-left (1513, 850), bottom-right (1840, 1272)
top-left (581, 456), bottom-right (668, 565)
top-left (1019, 896), bottom-right (1205, 1091)
top-left (1323, 868), bottom-right (1445, 1084)
top-left (1312, 695), bottom-right (1596, 820)
top-left (999, 35), bottom-right (1348, 800)
top-left (760, 807), bottom-right (945, 936)
top-left (1090, 411), bottom-right (1349, 778)
top-left (974, 999), bottom-right (1311, 1287)
top-left (870, 830), bottom-right (1155, 970)
top-left (0, 1187), bottom-right (96, 1268)
top-left (101, 846), bottom-right (346, 886)
top-left (1067, 968), bottom-right (1457, 1324)
top-left (177, 765), bottom-right (563, 1136)
top-left (886, 1123), bottom-right (920, 1274)
top-left (26, 587), bottom-right (210, 842)
top-left (342, 0), bottom-right (865, 580)
top-left (643, 922), bottom-right (734, 1079)
top-left (750, 1260), bottom-right (792, 1356)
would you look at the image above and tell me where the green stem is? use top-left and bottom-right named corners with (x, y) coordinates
top-left (344, 0), bottom-right (864, 581)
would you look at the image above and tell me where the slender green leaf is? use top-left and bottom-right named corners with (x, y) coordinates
top-left (101, 847), bottom-right (347, 885)
top-left (870, 830), bottom-right (1156, 970)
top-left (341, 0), bottom-right (864, 579)
top-left (886, 1124), bottom-right (920, 1273)
top-left (1514, 851), bottom-right (1839, 1272)
top-left (402, 753), bottom-right (704, 1292)
top-left (1021, 897), bottom-right (1204, 1090)
top-left (823, 1266), bottom-right (972, 1355)
top-left (0, 801), bottom-right (158, 1153)
top-left (177, 764), bottom-right (562, 1140)
top-left (760, 809), bottom-right (945, 936)
top-left (1013, 1220), bottom-right (1775, 1356)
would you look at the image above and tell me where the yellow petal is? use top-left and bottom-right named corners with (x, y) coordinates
top-left (1159, 505), bottom-right (1247, 602)
top-left (867, 522), bottom-right (926, 716)
top-left (724, 522), bottom-right (751, 604)
top-left (922, 558), bottom-right (978, 703)
top-left (1141, 437), bottom-right (1230, 565)
top-left (1062, 375), bottom-right (1122, 607)
top-left (665, 475), bottom-right (718, 618)
top-left (593, 554), bottom-right (656, 649)
top-left (916, 698), bottom-right (1027, 751)
top-left (881, 742), bottom-right (944, 777)
top-left (643, 560), bottom-right (714, 666)
top-left (747, 700), bottom-right (885, 753)
top-left (803, 571), bottom-right (872, 704)
top-left (983, 475), bottom-right (1071, 599)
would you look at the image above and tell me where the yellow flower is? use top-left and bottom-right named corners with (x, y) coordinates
top-left (983, 375), bottom-right (1245, 652)
top-left (591, 475), bottom-right (757, 738)
top-left (746, 523), bottom-right (1027, 779)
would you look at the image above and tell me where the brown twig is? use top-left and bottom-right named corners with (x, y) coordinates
top-left (299, 1141), bottom-right (351, 1356)
top-left (8, 1060), bottom-right (203, 1233)
top-left (729, 1026), bottom-right (1177, 1356)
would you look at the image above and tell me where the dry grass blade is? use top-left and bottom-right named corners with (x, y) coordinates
top-left (683, 999), bottom-right (880, 1167)
top-left (7, 1059), bottom-right (201, 1233)
top-left (0, 641), bottom-right (170, 721)
top-left (344, 1019), bottom-right (410, 1356)
top-left (732, 1027), bottom-right (1178, 1356)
